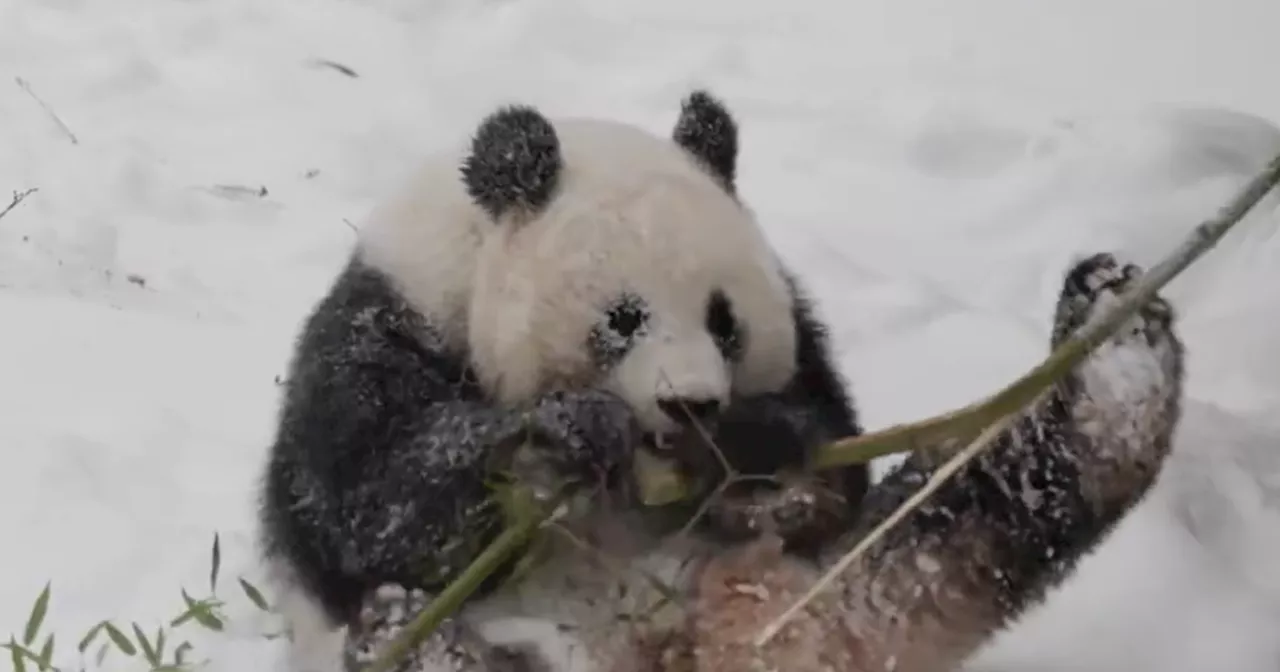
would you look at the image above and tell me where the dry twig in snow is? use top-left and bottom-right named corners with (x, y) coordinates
top-left (308, 58), bottom-right (360, 78)
top-left (15, 78), bottom-right (79, 145)
top-left (0, 188), bottom-right (38, 223)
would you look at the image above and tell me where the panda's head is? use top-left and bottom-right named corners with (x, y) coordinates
top-left (462, 91), bottom-right (798, 443)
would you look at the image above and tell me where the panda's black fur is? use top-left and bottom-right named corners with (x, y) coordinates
top-left (460, 105), bottom-right (562, 219)
top-left (257, 91), bottom-right (868, 671)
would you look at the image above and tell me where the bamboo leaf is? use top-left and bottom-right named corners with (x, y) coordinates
top-left (102, 622), bottom-right (136, 656)
top-left (6, 638), bottom-right (28, 672)
top-left (77, 622), bottom-right (106, 654)
top-left (23, 582), bottom-right (51, 646)
top-left (173, 641), bottom-right (192, 665)
top-left (132, 622), bottom-right (159, 667)
top-left (154, 627), bottom-right (166, 663)
top-left (37, 633), bottom-right (54, 670)
top-left (238, 578), bottom-right (270, 612)
top-left (209, 533), bottom-right (222, 594)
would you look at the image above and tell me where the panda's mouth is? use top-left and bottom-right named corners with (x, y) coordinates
top-left (635, 429), bottom-right (724, 506)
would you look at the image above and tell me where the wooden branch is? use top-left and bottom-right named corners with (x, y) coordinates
top-left (0, 188), bottom-right (38, 223)
top-left (15, 78), bottom-right (78, 145)
top-left (753, 149), bottom-right (1280, 647)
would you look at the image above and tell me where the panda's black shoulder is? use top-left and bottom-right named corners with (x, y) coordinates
top-left (261, 254), bottom-right (490, 617)
top-left (289, 257), bottom-right (466, 376)
top-left (270, 255), bottom-right (481, 468)
top-left (780, 268), bottom-right (861, 437)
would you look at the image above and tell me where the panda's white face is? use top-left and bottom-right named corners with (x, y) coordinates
top-left (467, 118), bottom-right (798, 437)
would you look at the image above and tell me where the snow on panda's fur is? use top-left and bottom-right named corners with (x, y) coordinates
top-left (256, 90), bottom-right (870, 672)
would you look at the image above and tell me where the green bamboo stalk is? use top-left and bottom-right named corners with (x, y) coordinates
top-left (361, 489), bottom-right (566, 672)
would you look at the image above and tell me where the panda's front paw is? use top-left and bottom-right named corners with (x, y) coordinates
top-left (526, 388), bottom-right (642, 487)
top-left (1051, 252), bottom-right (1175, 348)
top-left (704, 473), bottom-right (853, 556)
top-left (1050, 251), bottom-right (1183, 414)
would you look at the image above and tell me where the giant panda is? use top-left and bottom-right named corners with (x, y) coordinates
top-left (257, 90), bottom-right (872, 672)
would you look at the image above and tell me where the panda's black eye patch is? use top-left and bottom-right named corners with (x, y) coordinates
top-left (607, 295), bottom-right (648, 337)
top-left (706, 289), bottom-right (743, 361)
top-left (589, 293), bottom-right (650, 367)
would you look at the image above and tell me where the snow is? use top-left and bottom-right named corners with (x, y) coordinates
top-left (2, 0), bottom-right (1279, 670)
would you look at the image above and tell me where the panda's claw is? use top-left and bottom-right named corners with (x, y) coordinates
top-left (1050, 252), bottom-right (1174, 348)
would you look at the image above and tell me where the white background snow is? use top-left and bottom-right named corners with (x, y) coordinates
top-left (3, 0), bottom-right (1280, 670)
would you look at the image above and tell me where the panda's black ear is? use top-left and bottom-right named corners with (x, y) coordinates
top-left (673, 90), bottom-right (739, 193)
top-left (461, 105), bottom-right (563, 221)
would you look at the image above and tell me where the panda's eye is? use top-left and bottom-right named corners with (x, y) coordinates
top-left (607, 295), bottom-right (648, 337)
top-left (706, 289), bottom-right (743, 361)
top-left (589, 293), bottom-right (650, 367)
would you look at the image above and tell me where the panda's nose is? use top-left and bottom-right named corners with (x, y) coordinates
top-left (657, 396), bottom-right (722, 426)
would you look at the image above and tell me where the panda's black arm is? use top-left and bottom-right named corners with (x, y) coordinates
top-left (259, 261), bottom-right (530, 620)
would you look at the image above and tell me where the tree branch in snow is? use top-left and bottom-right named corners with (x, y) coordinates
top-left (0, 188), bottom-right (38, 223)
top-left (753, 149), bottom-right (1280, 647)
top-left (15, 78), bottom-right (79, 145)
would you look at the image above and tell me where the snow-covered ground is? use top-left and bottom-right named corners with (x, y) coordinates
top-left (3, 0), bottom-right (1279, 670)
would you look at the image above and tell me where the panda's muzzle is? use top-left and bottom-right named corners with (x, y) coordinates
top-left (644, 395), bottom-right (723, 453)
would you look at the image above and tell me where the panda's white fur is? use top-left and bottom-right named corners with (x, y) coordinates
top-left (359, 117), bottom-right (797, 431)
top-left (260, 91), bottom-right (869, 672)
top-left (268, 556), bottom-right (347, 672)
